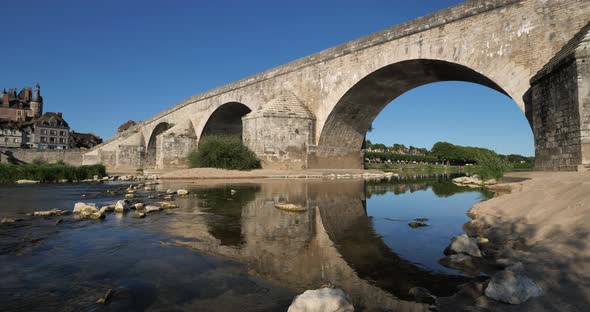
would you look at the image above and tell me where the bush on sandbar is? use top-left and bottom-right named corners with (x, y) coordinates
top-left (189, 136), bottom-right (260, 170)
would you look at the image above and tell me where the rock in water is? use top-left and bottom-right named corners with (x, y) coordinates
top-left (132, 212), bottom-right (146, 218)
top-left (275, 203), bottom-right (307, 212)
top-left (114, 200), bottom-right (131, 213)
top-left (133, 203), bottom-right (145, 210)
top-left (73, 202), bottom-right (98, 214)
top-left (288, 288), bottom-right (354, 312)
top-left (89, 212), bottom-right (105, 220)
top-left (177, 189), bottom-right (189, 196)
top-left (96, 288), bottom-right (113, 304)
top-left (160, 202), bottom-right (179, 209)
top-left (33, 209), bottom-right (71, 217)
top-left (408, 221), bottom-right (429, 228)
top-left (444, 234), bottom-right (483, 257)
top-left (485, 265), bottom-right (542, 304)
top-left (16, 179), bottom-right (40, 184)
top-left (145, 205), bottom-right (162, 213)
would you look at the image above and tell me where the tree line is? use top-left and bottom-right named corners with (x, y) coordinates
top-left (365, 140), bottom-right (534, 166)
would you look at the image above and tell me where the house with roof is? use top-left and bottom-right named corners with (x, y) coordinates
top-left (30, 112), bottom-right (70, 149)
top-left (69, 131), bottom-right (103, 149)
top-left (0, 120), bottom-right (26, 148)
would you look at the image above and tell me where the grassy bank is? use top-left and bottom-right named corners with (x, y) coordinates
top-left (0, 163), bottom-right (106, 183)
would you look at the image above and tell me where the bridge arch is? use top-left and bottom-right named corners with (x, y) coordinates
top-left (145, 122), bottom-right (172, 168)
top-left (199, 102), bottom-right (252, 140)
top-left (316, 59), bottom-right (522, 168)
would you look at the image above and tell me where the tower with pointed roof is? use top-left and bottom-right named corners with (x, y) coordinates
top-left (30, 82), bottom-right (43, 118)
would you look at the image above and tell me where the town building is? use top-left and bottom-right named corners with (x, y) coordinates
top-left (69, 131), bottom-right (102, 149)
top-left (0, 83), bottom-right (102, 150)
top-left (31, 112), bottom-right (70, 149)
top-left (0, 83), bottom-right (43, 122)
top-left (118, 120), bottom-right (137, 133)
top-left (0, 121), bottom-right (25, 148)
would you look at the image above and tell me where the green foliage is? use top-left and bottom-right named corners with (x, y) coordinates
top-left (0, 163), bottom-right (106, 183)
top-left (189, 136), bottom-right (260, 170)
top-left (365, 151), bottom-right (438, 163)
top-left (474, 150), bottom-right (507, 180)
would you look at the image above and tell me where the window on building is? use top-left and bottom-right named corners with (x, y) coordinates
top-left (50, 130), bottom-right (57, 135)
top-left (13, 138), bottom-right (18, 143)
top-left (60, 131), bottom-right (66, 136)
top-left (59, 138), bottom-right (65, 143)
top-left (3, 138), bottom-right (7, 142)
top-left (12, 130), bottom-right (17, 135)
top-left (41, 137), bottom-right (47, 143)
top-left (50, 137), bottom-right (55, 143)
top-left (41, 129), bottom-right (47, 135)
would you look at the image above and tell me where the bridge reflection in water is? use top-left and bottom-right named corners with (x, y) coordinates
top-left (154, 175), bottom-right (490, 311)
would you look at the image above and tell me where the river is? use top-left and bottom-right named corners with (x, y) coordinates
top-left (0, 174), bottom-right (492, 311)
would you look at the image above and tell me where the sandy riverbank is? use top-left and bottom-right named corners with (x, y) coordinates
top-left (467, 171), bottom-right (590, 312)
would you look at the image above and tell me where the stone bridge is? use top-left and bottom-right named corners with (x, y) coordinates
top-left (83, 0), bottom-right (590, 171)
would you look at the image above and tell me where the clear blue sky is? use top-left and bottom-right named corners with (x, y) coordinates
top-left (0, 0), bottom-right (533, 156)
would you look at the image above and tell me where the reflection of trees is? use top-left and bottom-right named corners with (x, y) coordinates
top-left (317, 192), bottom-right (469, 299)
top-left (365, 174), bottom-right (492, 199)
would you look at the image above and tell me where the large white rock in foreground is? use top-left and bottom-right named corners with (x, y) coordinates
top-left (485, 263), bottom-right (542, 304)
top-left (288, 288), bottom-right (354, 312)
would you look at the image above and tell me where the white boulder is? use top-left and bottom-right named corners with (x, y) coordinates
top-left (444, 234), bottom-right (482, 257)
top-left (145, 205), bottom-right (162, 213)
top-left (114, 200), bottom-right (131, 213)
top-left (288, 288), bottom-right (354, 312)
top-left (73, 202), bottom-right (98, 214)
top-left (485, 263), bottom-right (542, 304)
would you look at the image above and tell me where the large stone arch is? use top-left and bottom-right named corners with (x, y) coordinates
top-left (312, 59), bottom-right (522, 169)
top-left (145, 122), bottom-right (172, 168)
top-left (199, 102), bottom-right (252, 140)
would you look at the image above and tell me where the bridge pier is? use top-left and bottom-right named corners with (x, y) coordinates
top-left (529, 24), bottom-right (590, 171)
top-left (243, 91), bottom-right (315, 170)
top-left (154, 131), bottom-right (197, 169)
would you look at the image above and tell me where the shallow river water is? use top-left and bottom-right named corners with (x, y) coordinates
top-left (0, 174), bottom-right (492, 311)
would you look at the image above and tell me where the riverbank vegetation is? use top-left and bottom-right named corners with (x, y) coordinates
top-left (189, 136), bottom-right (260, 170)
top-left (0, 163), bottom-right (106, 183)
top-left (365, 141), bottom-right (534, 177)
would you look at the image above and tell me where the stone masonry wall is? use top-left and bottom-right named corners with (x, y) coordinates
top-left (577, 38), bottom-right (590, 169)
top-left (243, 116), bottom-right (314, 170)
top-left (157, 134), bottom-right (197, 169)
top-left (0, 148), bottom-right (84, 166)
top-left (116, 145), bottom-right (144, 170)
top-left (530, 57), bottom-right (582, 171)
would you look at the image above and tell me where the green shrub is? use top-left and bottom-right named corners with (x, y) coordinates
top-left (189, 136), bottom-right (260, 170)
top-left (0, 163), bottom-right (106, 183)
top-left (474, 150), bottom-right (507, 180)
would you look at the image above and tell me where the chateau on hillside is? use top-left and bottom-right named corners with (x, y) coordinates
top-left (0, 83), bottom-right (43, 122)
top-left (0, 83), bottom-right (102, 149)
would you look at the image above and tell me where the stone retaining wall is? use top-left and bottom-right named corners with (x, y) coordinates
top-left (0, 148), bottom-right (85, 166)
